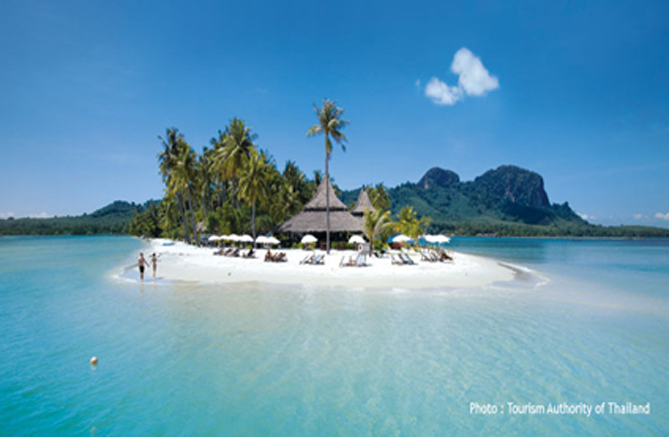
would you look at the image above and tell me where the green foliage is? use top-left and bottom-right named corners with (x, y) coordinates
top-left (0, 201), bottom-right (141, 235)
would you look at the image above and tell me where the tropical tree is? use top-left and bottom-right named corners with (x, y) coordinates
top-left (306, 99), bottom-right (349, 253)
top-left (363, 207), bottom-right (392, 250)
top-left (238, 150), bottom-right (270, 242)
top-left (158, 128), bottom-right (192, 243)
top-left (212, 118), bottom-right (258, 207)
top-left (368, 183), bottom-right (391, 211)
top-left (394, 206), bottom-right (431, 239)
top-left (170, 141), bottom-right (199, 245)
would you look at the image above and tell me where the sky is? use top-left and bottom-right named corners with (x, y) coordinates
top-left (1, 0), bottom-right (668, 227)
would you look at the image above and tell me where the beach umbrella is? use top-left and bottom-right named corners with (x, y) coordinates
top-left (266, 237), bottom-right (280, 245)
top-left (239, 234), bottom-right (254, 243)
top-left (207, 235), bottom-right (220, 242)
top-left (348, 235), bottom-right (366, 244)
top-left (255, 236), bottom-right (269, 245)
top-left (226, 234), bottom-right (240, 242)
top-left (301, 234), bottom-right (318, 244)
top-left (392, 234), bottom-right (412, 243)
top-left (434, 235), bottom-right (451, 244)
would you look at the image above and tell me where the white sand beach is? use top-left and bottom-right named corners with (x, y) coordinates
top-left (140, 239), bottom-right (520, 289)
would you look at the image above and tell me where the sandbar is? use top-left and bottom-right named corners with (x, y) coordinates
top-left (136, 239), bottom-right (523, 290)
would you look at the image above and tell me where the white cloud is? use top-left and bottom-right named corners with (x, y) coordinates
top-left (424, 47), bottom-right (499, 106)
top-left (0, 212), bottom-right (52, 219)
top-left (655, 212), bottom-right (669, 221)
top-left (27, 212), bottom-right (53, 219)
top-left (451, 47), bottom-right (500, 96)
top-left (425, 77), bottom-right (463, 106)
top-left (633, 213), bottom-right (647, 220)
top-left (578, 213), bottom-right (595, 221)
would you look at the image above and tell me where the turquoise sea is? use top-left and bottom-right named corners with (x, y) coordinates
top-left (1, 236), bottom-right (668, 435)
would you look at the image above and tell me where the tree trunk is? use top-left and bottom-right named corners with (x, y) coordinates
top-left (325, 149), bottom-right (330, 254)
top-left (251, 199), bottom-right (256, 246)
top-left (177, 191), bottom-right (191, 244)
top-left (186, 187), bottom-right (198, 247)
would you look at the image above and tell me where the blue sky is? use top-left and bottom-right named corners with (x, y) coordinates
top-left (1, 0), bottom-right (668, 227)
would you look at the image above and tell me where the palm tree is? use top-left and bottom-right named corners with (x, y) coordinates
top-left (306, 99), bottom-right (349, 253)
top-left (363, 207), bottom-right (392, 249)
top-left (170, 141), bottom-right (199, 245)
top-left (212, 118), bottom-right (258, 207)
top-left (369, 183), bottom-right (391, 211)
top-left (237, 151), bottom-right (270, 243)
top-left (158, 128), bottom-right (191, 243)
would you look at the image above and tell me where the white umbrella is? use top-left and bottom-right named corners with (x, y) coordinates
top-left (348, 235), bottom-right (366, 244)
top-left (266, 237), bottom-right (280, 245)
top-left (301, 234), bottom-right (318, 244)
top-left (434, 235), bottom-right (451, 244)
top-left (239, 234), bottom-right (254, 243)
top-left (226, 234), bottom-right (239, 242)
top-left (255, 236), bottom-right (269, 244)
top-left (392, 234), bottom-right (412, 243)
top-left (207, 235), bottom-right (220, 242)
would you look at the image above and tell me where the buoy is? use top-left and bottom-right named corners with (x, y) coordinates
top-left (90, 356), bottom-right (98, 365)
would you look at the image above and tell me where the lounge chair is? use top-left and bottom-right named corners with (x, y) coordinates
top-left (300, 253), bottom-right (315, 264)
top-left (399, 253), bottom-right (415, 265)
top-left (420, 249), bottom-right (434, 262)
top-left (391, 254), bottom-right (404, 265)
top-left (274, 252), bottom-right (287, 262)
top-left (310, 254), bottom-right (325, 265)
top-left (242, 248), bottom-right (255, 258)
top-left (355, 253), bottom-right (367, 267)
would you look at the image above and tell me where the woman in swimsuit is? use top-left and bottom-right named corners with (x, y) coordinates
top-left (151, 253), bottom-right (158, 280)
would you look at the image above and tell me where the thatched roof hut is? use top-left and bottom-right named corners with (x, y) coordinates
top-left (278, 178), bottom-right (363, 233)
top-left (351, 187), bottom-right (375, 217)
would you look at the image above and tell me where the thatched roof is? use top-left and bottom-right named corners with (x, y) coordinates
top-left (303, 178), bottom-right (347, 211)
top-left (278, 210), bottom-right (363, 233)
top-left (278, 178), bottom-right (363, 233)
top-left (351, 187), bottom-right (375, 217)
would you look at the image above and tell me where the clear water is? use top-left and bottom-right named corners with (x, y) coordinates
top-left (1, 236), bottom-right (667, 435)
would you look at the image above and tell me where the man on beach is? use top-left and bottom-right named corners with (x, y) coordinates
top-left (138, 253), bottom-right (149, 281)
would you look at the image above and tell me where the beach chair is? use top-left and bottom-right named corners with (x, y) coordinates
top-left (300, 253), bottom-right (315, 264)
top-left (390, 254), bottom-right (404, 265)
top-left (242, 248), bottom-right (255, 259)
top-left (399, 253), bottom-right (415, 265)
top-left (355, 253), bottom-right (367, 267)
top-left (420, 249), bottom-right (433, 262)
top-left (274, 252), bottom-right (287, 262)
top-left (310, 254), bottom-right (325, 265)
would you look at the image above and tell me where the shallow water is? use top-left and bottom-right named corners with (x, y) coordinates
top-left (0, 236), bottom-right (667, 435)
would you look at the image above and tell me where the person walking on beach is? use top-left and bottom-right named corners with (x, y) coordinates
top-left (151, 253), bottom-right (158, 280)
top-left (138, 253), bottom-right (149, 282)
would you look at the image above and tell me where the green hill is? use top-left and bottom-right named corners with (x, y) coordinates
top-left (0, 201), bottom-right (140, 236)
top-left (342, 166), bottom-right (669, 237)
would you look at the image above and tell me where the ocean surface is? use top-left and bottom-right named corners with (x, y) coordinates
top-left (1, 236), bottom-right (667, 435)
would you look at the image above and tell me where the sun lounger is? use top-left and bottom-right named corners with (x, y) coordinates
top-left (391, 254), bottom-right (404, 265)
top-left (399, 253), bottom-right (415, 265)
top-left (300, 253), bottom-right (315, 264)
top-left (420, 249), bottom-right (434, 262)
top-left (310, 254), bottom-right (325, 265)
top-left (355, 253), bottom-right (367, 267)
